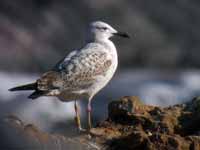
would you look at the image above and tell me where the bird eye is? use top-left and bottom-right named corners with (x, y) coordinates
top-left (95, 26), bottom-right (108, 31)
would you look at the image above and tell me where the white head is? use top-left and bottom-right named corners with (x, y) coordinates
top-left (88, 21), bottom-right (129, 42)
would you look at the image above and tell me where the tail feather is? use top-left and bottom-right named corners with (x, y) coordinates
top-left (9, 82), bottom-right (48, 100)
top-left (9, 83), bottom-right (37, 91)
top-left (28, 90), bottom-right (46, 99)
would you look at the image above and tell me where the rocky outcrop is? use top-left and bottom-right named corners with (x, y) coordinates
top-left (1, 96), bottom-right (200, 150)
top-left (91, 96), bottom-right (200, 150)
top-left (0, 115), bottom-right (98, 150)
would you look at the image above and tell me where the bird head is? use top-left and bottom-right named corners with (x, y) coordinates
top-left (88, 21), bottom-right (130, 41)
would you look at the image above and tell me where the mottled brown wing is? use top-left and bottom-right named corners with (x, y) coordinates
top-left (60, 50), bottom-right (112, 90)
top-left (37, 50), bottom-right (112, 92)
top-left (37, 71), bottom-right (63, 91)
top-left (53, 50), bottom-right (78, 71)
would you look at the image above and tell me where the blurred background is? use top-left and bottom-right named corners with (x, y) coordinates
top-left (1, 0), bottom-right (200, 132)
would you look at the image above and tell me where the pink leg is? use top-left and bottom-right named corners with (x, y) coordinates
top-left (87, 100), bottom-right (92, 129)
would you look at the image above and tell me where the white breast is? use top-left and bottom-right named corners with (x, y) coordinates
top-left (88, 40), bottom-right (118, 97)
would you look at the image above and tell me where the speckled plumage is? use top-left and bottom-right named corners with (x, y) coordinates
top-left (10, 21), bottom-right (129, 130)
top-left (37, 42), bottom-right (117, 101)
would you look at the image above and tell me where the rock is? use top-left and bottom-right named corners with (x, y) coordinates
top-left (1, 96), bottom-right (200, 150)
top-left (187, 96), bottom-right (200, 113)
top-left (103, 96), bottom-right (200, 150)
top-left (0, 115), bottom-right (100, 150)
top-left (90, 127), bottom-right (121, 140)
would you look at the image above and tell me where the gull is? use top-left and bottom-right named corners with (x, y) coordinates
top-left (9, 21), bottom-right (130, 131)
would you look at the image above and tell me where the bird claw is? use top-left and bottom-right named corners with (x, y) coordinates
top-left (77, 127), bottom-right (93, 136)
top-left (78, 127), bottom-right (87, 132)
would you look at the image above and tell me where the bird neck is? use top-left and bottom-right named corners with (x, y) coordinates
top-left (100, 39), bottom-right (116, 52)
top-left (87, 36), bottom-right (116, 50)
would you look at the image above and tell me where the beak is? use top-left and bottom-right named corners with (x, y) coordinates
top-left (113, 31), bottom-right (130, 38)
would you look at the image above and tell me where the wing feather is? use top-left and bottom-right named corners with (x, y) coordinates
top-left (62, 51), bottom-right (112, 91)
top-left (37, 43), bottom-right (112, 92)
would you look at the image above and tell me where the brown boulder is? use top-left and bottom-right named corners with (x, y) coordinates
top-left (1, 96), bottom-right (200, 150)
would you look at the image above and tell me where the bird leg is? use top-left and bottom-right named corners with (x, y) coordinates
top-left (87, 100), bottom-right (92, 130)
top-left (74, 100), bottom-right (84, 131)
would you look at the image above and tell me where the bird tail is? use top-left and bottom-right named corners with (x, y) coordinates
top-left (28, 90), bottom-right (47, 99)
top-left (9, 83), bottom-right (48, 100)
top-left (9, 83), bottom-right (37, 91)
